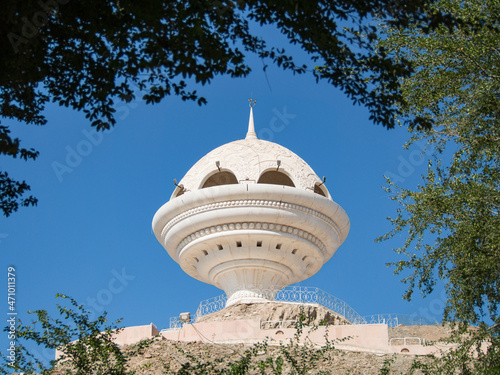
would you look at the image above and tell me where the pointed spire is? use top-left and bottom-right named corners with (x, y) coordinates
top-left (246, 97), bottom-right (257, 140)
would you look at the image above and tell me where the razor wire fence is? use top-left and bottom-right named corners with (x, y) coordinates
top-left (167, 286), bottom-right (439, 330)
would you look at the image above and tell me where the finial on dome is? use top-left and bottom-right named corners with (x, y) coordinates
top-left (246, 96), bottom-right (257, 140)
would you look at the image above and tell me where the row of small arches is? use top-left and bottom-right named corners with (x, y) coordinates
top-left (203, 170), bottom-right (294, 188)
top-left (177, 170), bottom-right (326, 197)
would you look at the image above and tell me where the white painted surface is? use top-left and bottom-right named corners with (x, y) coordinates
top-left (153, 110), bottom-right (349, 305)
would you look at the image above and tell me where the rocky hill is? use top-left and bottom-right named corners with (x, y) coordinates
top-left (197, 301), bottom-right (351, 326)
top-left (124, 302), bottom-right (449, 374)
top-left (119, 336), bottom-right (431, 374)
top-left (52, 302), bottom-right (455, 374)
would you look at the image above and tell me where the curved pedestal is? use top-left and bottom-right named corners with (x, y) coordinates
top-left (153, 184), bottom-right (350, 306)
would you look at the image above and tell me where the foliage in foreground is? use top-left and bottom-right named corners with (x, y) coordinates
top-left (3, 295), bottom-right (498, 374)
top-left (0, 296), bottom-right (394, 375)
top-left (1, 294), bottom-right (130, 375)
top-left (2, 297), bottom-right (339, 374)
top-left (410, 325), bottom-right (500, 375)
top-left (167, 314), bottom-right (337, 374)
top-left (1, 0), bottom-right (457, 216)
top-left (379, 0), bottom-right (500, 373)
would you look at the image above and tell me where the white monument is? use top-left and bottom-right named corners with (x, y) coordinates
top-left (153, 103), bottom-right (350, 306)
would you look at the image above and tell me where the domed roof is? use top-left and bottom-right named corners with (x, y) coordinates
top-left (171, 108), bottom-right (329, 200)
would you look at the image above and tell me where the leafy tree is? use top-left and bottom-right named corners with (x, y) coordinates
top-left (0, 0), bottom-right (455, 216)
top-left (409, 326), bottom-right (500, 374)
top-left (153, 308), bottom-right (337, 374)
top-left (1, 294), bottom-right (131, 375)
top-left (2, 296), bottom-right (339, 375)
top-left (0, 170), bottom-right (38, 217)
top-left (378, 0), bottom-right (500, 372)
top-left (2, 294), bottom-right (444, 374)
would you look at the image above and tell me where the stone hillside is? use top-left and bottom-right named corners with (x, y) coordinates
top-left (389, 324), bottom-right (452, 342)
top-left (53, 302), bottom-right (451, 374)
top-left (197, 302), bottom-right (351, 326)
top-left (119, 336), bottom-right (430, 374)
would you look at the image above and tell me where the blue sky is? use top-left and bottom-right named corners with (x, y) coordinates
top-left (1, 34), bottom-right (446, 364)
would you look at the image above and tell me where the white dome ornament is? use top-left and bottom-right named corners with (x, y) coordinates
top-left (152, 101), bottom-right (350, 306)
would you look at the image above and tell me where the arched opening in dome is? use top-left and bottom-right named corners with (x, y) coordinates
top-left (257, 171), bottom-right (295, 187)
top-left (202, 171), bottom-right (238, 188)
top-left (173, 186), bottom-right (185, 198)
top-left (314, 183), bottom-right (327, 197)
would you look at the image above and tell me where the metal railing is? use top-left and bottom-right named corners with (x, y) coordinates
top-left (167, 288), bottom-right (439, 330)
top-left (363, 314), bottom-right (438, 328)
top-left (389, 337), bottom-right (424, 346)
top-left (274, 287), bottom-right (366, 324)
top-left (195, 293), bottom-right (228, 319)
top-left (164, 316), bottom-right (195, 331)
top-left (194, 286), bottom-right (366, 324)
